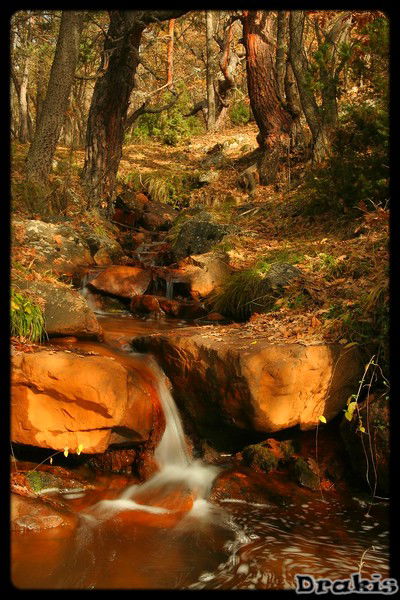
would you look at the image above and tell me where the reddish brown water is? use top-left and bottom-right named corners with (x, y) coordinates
top-left (11, 314), bottom-right (391, 590)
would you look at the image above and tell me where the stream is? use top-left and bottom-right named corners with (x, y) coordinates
top-left (11, 314), bottom-right (390, 590)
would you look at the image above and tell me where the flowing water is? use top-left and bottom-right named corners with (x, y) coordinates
top-left (11, 314), bottom-right (391, 590)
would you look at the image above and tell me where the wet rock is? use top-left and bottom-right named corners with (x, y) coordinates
top-left (340, 392), bottom-right (389, 495)
top-left (241, 441), bottom-right (286, 473)
top-left (87, 449), bottom-right (137, 475)
top-left (12, 219), bottom-right (93, 277)
top-left (290, 457), bottom-right (320, 491)
top-left (133, 329), bottom-right (363, 438)
top-left (210, 468), bottom-right (292, 507)
top-left (11, 493), bottom-right (77, 532)
top-left (11, 348), bottom-right (161, 453)
top-left (89, 265), bottom-right (152, 298)
top-left (17, 280), bottom-right (102, 339)
top-left (11, 465), bottom-right (95, 498)
top-left (172, 219), bottom-right (231, 260)
top-left (130, 294), bottom-right (162, 316)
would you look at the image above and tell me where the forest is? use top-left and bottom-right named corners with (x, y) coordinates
top-left (10, 9), bottom-right (392, 592)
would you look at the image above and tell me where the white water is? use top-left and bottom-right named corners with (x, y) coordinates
top-left (87, 356), bottom-right (220, 521)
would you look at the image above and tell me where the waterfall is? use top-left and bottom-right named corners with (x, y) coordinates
top-left (87, 356), bottom-right (220, 520)
top-left (165, 277), bottom-right (174, 300)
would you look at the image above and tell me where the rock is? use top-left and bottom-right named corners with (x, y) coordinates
top-left (206, 312), bottom-right (226, 322)
top-left (340, 392), bottom-right (389, 495)
top-left (209, 468), bottom-right (294, 507)
top-left (158, 297), bottom-right (181, 317)
top-left (89, 266), bottom-right (152, 298)
top-left (172, 220), bottom-right (231, 260)
top-left (130, 294), bottom-right (162, 316)
top-left (11, 493), bottom-right (78, 532)
top-left (77, 222), bottom-right (124, 263)
top-left (93, 248), bottom-right (113, 265)
top-left (12, 219), bottom-right (93, 277)
top-left (17, 280), bottom-right (102, 338)
top-left (240, 438), bottom-right (294, 473)
top-left (198, 171), bottom-right (219, 185)
top-left (133, 329), bottom-right (363, 439)
top-left (11, 348), bottom-right (163, 453)
top-left (87, 449), bottom-right (137, 475)
top-left (177, 251), bottom-right (232, 298)
top-left (290, 457), bottom-right (320, 491)
top-left (141, 200), bottom-right (177, 231)
top-left (11, 465), bottom-right (95, 498)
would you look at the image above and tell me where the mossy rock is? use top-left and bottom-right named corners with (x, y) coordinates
top-left (290, 457), bottom-right (320, 491)
top-left (242, 444), bottom-right (279, 473)
top-left (172, 219), bottom-right (231, 260)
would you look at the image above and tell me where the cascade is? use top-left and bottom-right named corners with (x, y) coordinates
top-left (87, 354), bottom-right (220, 521)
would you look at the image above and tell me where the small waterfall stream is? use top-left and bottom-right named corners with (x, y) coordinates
top-left (11, 316), bottom-right (390, 590)
top-left (87, 355), bottom-right (220, 522)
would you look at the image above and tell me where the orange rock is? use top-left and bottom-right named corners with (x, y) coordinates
top-left (135, 193), bottom-right (149, 207)
top-left (135, 331), bottom-right (363, 434)
top-left (11, 349), bottom-right (157, 453)
top-left (89, 266), bottom-right (151, 298)
top-left (158, 298), bottom-right (181, 317)
top-left (130, 294), bottom-right (161, 315)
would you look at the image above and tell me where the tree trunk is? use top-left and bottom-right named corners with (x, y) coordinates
top-left (18, 55), bottom-right (30, 143)
top-left (83, 13), bottom-right (145, 208)
top-left (82, 10), bottom-right (187, 210)
top-left (166, 19), bottom-right (175, 88)
top-left (206, 11), bottom-right (216, 131)
top-left (243, 10), bottom-right (292, 185)
top-left (25, 11), bottom-right (84, 180)
top-left (289, 10), bottom-right (352, 163)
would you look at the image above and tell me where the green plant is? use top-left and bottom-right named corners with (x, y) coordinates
top-left (123, 169), bottom-right (201, 209)
top-left (128, 84), bottom-right (204, 146)
top-left (212, 269), bottom-right (277, 321)
top-left (11, 289), bottom-right (47, 342)
top-left (229, 99), bottom-right (251, 126)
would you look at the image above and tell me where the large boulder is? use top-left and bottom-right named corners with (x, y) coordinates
top-left (12, 220), bottom-right (93, 277)
top-left (11, 349), bottom-right (163, 454)
top-left (177, 251), bottom-right (232, 298)
top-left (17, 280), bottom-right (102, 339)
top-left (133, 328), bottom-right (363, 440)
top-left (171, 218), bottom-right (231, 260)
top-left (76, 222), bottom-right (124, 265)
top-left (89, 265), bottom-right (152, 298)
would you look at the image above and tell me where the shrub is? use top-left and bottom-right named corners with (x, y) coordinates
top-left (11, 289), bottom-right (47, 342)
top-left (128, 84), bottom-right (204, 146)
top-left (123, 169), bottom-right (201, 210)
top-left (229, 99), bottom-right (251, 126)
top-left (296, 101), bottom-right (389, 215)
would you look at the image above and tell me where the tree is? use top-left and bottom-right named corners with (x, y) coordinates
top-left (242, 10), bottom-right (293, 184)
top-left (289, 10), bottom-right (353, 162)
top-left (25, 11), bottom-right (85, 179)
top-left (82, 10), bottom-right (188, 211)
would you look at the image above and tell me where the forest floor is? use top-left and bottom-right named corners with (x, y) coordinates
top-left (11, 123), bottom-right (389, 351)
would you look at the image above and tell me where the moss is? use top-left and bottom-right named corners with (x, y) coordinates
top-left (291, 458), bottom-right (320, 491)
top-left (25, 471), bottom-right (54, 493)
top-left (242, 444), bottom-right (279, 472)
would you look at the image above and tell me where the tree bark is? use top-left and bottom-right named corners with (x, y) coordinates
top-left (82, 10), bottom-right (187, 210)
top-left (243, 10), bottom-right (292, 184)
top-left (25, 11), bottom-right (85, 180)
top-left (289, 10), bottom-right (352, 162)
top-left (206, 10), bottom-right (216, 131)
